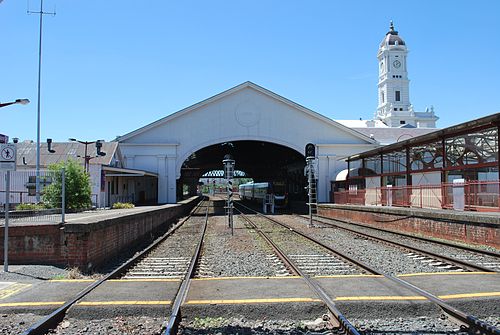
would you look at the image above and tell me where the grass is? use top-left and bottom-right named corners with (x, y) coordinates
top-left (112, 202), bottom-right (135, 209)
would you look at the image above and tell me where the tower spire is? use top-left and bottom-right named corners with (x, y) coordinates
top-left (390, 20), bottom-right (395, 32)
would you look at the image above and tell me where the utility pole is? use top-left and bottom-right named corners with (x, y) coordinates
top-left (28, 0), bottom-right (55, 202)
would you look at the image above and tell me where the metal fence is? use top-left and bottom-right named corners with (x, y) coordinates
top-left (0, 169), bottom-right (64, 224)
top-left (333, 180), bottom-right (500, 212)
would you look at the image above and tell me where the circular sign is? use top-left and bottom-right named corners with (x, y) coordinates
top-left (1, 147), bottom-right (14, 160)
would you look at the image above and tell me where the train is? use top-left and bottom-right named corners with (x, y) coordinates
top-left (238, 181), bottom-right (288, 208)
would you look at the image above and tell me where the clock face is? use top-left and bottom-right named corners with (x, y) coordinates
top-left (393, 60), bottom-right (401, 68)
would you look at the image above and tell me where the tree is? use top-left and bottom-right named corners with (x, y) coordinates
top-left (42, 159), bottom-right (92, 211)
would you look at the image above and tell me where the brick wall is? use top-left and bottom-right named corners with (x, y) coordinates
top-left (0, 197), bottom-right (199, 270)
top-left (0, 223), bottom-right (63, 265)
top-left (318, 205), bottom-right (499, 249)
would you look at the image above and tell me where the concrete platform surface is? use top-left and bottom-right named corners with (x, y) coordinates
top-left (0, 272), bottom-right (497, 320)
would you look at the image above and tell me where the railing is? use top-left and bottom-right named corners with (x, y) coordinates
top-left (333, 180), bottom-right (500, 212)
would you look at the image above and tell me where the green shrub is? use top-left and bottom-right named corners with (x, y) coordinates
top-left (15, 203), bottom-right (46, 211)
top-left (43, 159), bottom-right (92, 211)
top-left (112, 202), bottom-right (135, 209)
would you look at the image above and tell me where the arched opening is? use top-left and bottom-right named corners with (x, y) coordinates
top-left (177, 140), bottom-right (307, 207)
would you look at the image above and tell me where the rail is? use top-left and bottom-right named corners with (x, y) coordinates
top-left (21, 197), bottom-right (205, 335)
top-left (306, 215), bottom-right (496, 273)
top-left (164, 200), bottom-right (209, 334)
top-left (238, 202), bottom-right (500, 335)
top-left (234, 204), bottom-right (363, 335)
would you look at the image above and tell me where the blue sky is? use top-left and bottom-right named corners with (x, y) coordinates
top-left (1, 0), bottom-right (499, 142)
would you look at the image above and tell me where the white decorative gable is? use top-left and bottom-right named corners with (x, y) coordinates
top-left (117, 82), bottom-right (377, 203)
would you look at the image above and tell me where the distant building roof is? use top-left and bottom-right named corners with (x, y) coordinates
top-left (351, 127), bottom-right (436, 145)
top-left (335, 119), bottom-right (389, 128)
top-left (380, 21), bottom-right (406, 47)
top-left (15, 141), bottom-right (120, 168)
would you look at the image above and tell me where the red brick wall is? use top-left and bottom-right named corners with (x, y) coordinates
top-left (318, 206), bottom-right (499, 249)
top-left (0, 224), bottom-right (63, 264)
top-left (1, 198), bottom-right (199, 270)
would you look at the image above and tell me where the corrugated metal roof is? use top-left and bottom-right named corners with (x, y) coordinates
top-left (14, 141), bottom-right (119, 168)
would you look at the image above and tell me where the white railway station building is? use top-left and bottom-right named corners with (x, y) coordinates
top-left (116, 22), bottom-right (438, 204)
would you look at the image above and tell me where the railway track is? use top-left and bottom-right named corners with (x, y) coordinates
top-left (309, 214), bottom-right (500, 273)
top-left (20, 198), bottom-right (209, 335)
top-left (235, 206), bottom-right (366, 334)
top-left (235, 201), bottom-right (500, 335)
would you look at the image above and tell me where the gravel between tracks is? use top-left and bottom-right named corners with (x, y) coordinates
top-left (196, 215), bottom-right (282, 277)
top-left (280, 215), bottom-right (465, 275)
top-left (316, 216), bottom-right (500, 271)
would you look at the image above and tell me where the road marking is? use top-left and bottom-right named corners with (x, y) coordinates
top-left (77, 300), bottom-right (171, 306)
top-left (438, 292), bottom-right (500, 299)
top-left (335, 296), bottom-right (426, 301)
top-left (1, 292), bottom-right (499, 308)
top-left (0, 302), bottom-right (64, 307)
top-left (186, 297), bottom-right (322, 304)
top-left (398, 272), bottom-right (497, 277)
top-left (192, 276), bottom-right (301, 281)
top-left (314, 274), bottom-right (383, 279)
top-left (108, 279), bottom-right (181, 282)
top-left (0, 283), bottom-right (32, 300)
top-left (49, 279), bottom-right (96, 282)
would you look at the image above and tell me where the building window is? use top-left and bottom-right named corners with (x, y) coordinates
top-left (381, 92), bottom-right (385, 103)
top-left (395, 91), bottom-right (401, 101)
top-left (400, 108), bottom-right (403, 111)
top-left (400, 121), bottom-right (406, 125)
top-left (394, 108), bottom-right (398, 111)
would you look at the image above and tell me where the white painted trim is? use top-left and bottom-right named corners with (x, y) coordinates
top-left (116, 81), bottom-right (377, 145)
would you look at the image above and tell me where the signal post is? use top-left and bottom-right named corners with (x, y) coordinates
top-left (223, 154), bottom-right (235, 235)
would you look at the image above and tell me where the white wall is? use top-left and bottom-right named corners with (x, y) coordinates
top-left (119, 85), bottom-right (376, 203)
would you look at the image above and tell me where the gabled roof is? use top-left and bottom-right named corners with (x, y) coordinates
top-left (116, 81), bottom-right (377, 144)
top-left (15, 141), bottom-right (120, 168)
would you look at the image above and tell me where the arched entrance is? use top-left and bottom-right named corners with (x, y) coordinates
top-left (177, 140), bottom-right (307, 202)
top-left (117, 82), bottom-right (377, 203)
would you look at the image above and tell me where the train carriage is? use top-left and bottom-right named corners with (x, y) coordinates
top-left (238, 181), bottom-right (287, 208)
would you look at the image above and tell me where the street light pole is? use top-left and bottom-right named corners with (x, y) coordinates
top-left (29, 0), bottom-right (55, 202)
top-left (69, 138), bottom-right (106, 173)
top-left (0, 99), bottom-right (30, 109)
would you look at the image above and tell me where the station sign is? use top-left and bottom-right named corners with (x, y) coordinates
top-left (0, 144), bottom-right (16, 171)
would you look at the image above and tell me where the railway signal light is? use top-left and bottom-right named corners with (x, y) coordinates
top-left (305, 143), bottom-right (315, 158)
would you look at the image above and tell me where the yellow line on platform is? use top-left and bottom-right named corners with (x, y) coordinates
top-left (439, 292), bottom-right (500, 299)
top-left (186, 297), bottom-right (322, 304)
top-left (398, 272), bottom-right (498, 277)
top-left (0, 302), bottom-right (64, 307)
top-left (0, 283), bottom-right (32, 300)
top-left (1, 291), bottom-right (498, 308)
top-left (335, 296), bottom-right (426, 301)
top-left (314, 274), bottom-right (383, 279)
top-left (108, 279), bottom-right (181, 282)
top-left (192, 276), bottom-right (301, 281)
top-left (77, 300), bottom-right (171, 306)
top-left (49, 279), bottom-right (96, 282)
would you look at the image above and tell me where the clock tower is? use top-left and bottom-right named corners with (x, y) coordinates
top-left (376, 22), bottom-right (438, 128)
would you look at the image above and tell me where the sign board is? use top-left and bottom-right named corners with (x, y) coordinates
top-left (452, 178), bottom-right (465, 211)
top-left (0, 144), bottom-right (16, 171)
